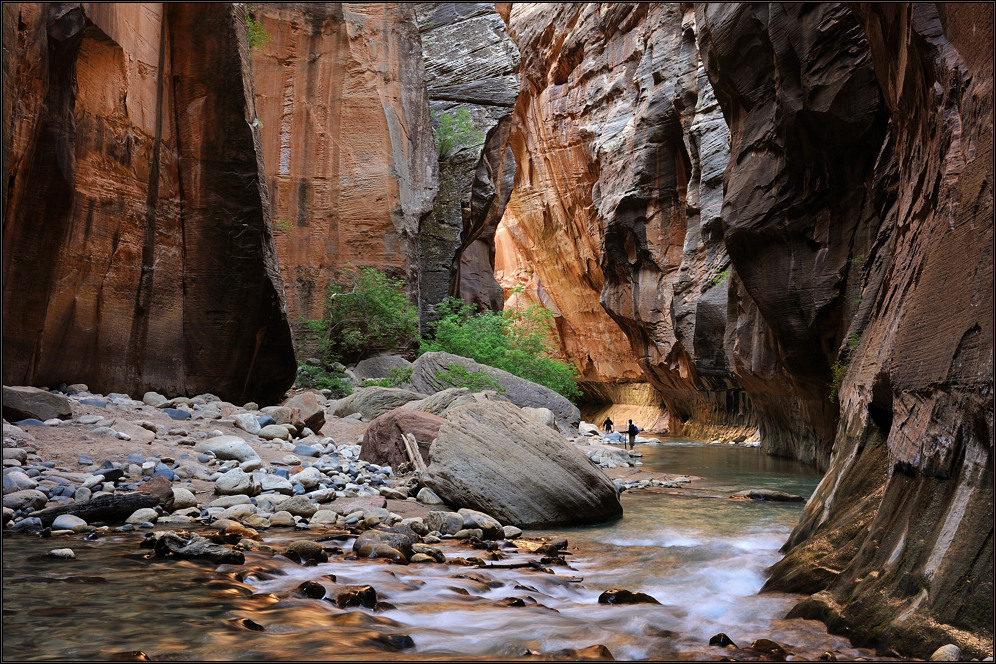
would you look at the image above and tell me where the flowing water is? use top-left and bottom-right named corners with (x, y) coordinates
top-left (2, 440), bottom-right (892, 660)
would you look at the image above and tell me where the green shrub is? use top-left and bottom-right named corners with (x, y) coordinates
top-left (359, 367), bottom-right (414, 389)
top-left (432, 108), bottom-right (484, 159)
top-left (303, 267), bottom-right (418, 366)
top-left (710, 268), bottom-right (732, 287)
top-left (433, 365), bottom-right (504, 393)
top-left (246, 8), bottom-right (271, 51)
top-left (829, 359), bottom-right (848, 403)
top-left (296, 365), bottom-right (352, 398)
top-left (422, 297), bottom-right (582, 402)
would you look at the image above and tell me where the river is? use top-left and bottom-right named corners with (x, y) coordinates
top-left (2, 439), bottom-right (893, 660)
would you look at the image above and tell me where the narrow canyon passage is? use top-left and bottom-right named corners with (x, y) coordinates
top-left (2, 2), bottom-right (991, 661)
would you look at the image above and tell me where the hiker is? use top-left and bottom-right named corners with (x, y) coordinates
top-left (627, 419), bottom-right (639, 450)
top-left (602, 417), bottom-right (614, 433)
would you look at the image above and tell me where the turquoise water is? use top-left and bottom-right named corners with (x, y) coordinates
top-left (2, 441), bottom-right (890, 660)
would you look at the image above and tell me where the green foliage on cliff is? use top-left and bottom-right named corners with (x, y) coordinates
top-left (303, 267), bottom-right (418, 367)
top-left (422, 297), bottom-right (582, 402)
top-left (432, 108), bottom-right (484, 160)
top-left (829, 358), bottom-right (848, 403)
top-left (246, 8), bottom-right (271, 52)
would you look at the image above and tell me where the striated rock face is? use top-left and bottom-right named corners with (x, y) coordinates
top-left (696, 3), bottom-right (894, 466)
top-left (415, 3), bottom-right (519, 323)
top-left (752, 4), bottom-right (993, 657)
top-left (500, 4), bottom-right (745, 436)
top-left (249, 3), bottom-right (436, 335)
top-left (2, 3), bottom-right (295, 404)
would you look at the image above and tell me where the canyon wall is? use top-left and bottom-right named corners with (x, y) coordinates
top-left (503, 2), bottom-right (992, 654)
top-left (500, 4), bottom-right (752, 439)
top-left (2, 3), bottom-right (295, 404)
top-left (414, 2), bottom-right (519, 324)
top-left (752, 3), bottom-right (993, 658)
top-left (249, 3), bottom-right (436, 338)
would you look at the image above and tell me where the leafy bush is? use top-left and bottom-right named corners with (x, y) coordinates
top-left (433, 365), bottom-right (504, 393)
top-left (829, 359), bottom-right (848, 404)
top-left (296, 365), bottom-right (352, 398)
top-left (422, 297), bottom-right (582, 402)
top-left (303, 267), bottom-right (418, 366)
top-left (432, 108), bottom-right (484, 159)
top-left (246, 8), bottom-right (271, 51)
top-left (359, 367), bottom-right (414, 389)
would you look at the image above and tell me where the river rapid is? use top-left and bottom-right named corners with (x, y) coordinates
top-left (2, 440), bottom-right (894, 661)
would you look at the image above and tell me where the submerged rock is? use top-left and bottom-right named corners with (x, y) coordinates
top-left (597, 589), bottom-right (661, 605)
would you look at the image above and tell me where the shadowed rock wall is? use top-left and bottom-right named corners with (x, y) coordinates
top-left (2, 3), bottom-right (295, 404)
top-left (414, 2), bottom-right (519, 324)
top-left (751, 4), bottom-right (993, 658)
top-left (249, 3), bottom-right (436, 338)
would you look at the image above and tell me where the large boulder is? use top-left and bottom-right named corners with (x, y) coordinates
top-left (400, 387), bottom-right (472, 416)
top-left (351, 354), bottom-right (413, 382)
top-left (409, 352), bottom-right (581, 435)
top-left (331, 387), bottom-right (426, 421)
top-left (282, 392), bottom-right (326, 432)
top-left (361, 410), bottom-right (444, 468)
top-left (422, 400), bottom-right (622, 528)
top-left (2, 386), bottom-right (72, 421)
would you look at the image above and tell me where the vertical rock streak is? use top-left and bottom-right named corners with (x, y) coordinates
top-left (2, 2), bottom-right (295, 403)
top-left (249, 3), bottom-right (436, 340)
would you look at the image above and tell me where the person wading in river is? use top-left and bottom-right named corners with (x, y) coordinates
top-left (602, 416), bottom-right (614, 433)
top-left (627, 419), bottom-right (639, 450)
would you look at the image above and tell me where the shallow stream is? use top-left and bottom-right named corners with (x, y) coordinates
top-left (2, 440), bottom-right (893, 660)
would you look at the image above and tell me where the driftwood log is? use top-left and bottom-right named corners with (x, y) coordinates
top-left (31, 476), bottom-right (175, 527)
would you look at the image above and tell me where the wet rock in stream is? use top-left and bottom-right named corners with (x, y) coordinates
top-left (597, 588), bottom-right (661, 605)
top-left (142, 530), bottom-right (245, 565)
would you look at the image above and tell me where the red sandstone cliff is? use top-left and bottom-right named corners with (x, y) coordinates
top-left (2, 3), bottom-right (295, 404)
top-left (752, 4), bottom-right (993, 657)
top-left (500, 4), bottom-right (750, 437)
top-left (502, 3), bottom-right (991, 654)
top-left (248, 3), bottom-right (436, 336)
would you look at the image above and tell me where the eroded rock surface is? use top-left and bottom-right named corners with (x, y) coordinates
top-left (2, 3), bottom-right (295, 404)
top-left (415, 2), bottom-right (520, 322)
top-left (499, 4), bottom-right (742, 438)
top-left (422, 400), bottom-right (622, 528)
top-left (249, 3), bottom-right (436, 337)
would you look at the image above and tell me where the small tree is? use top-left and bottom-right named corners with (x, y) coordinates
top-left (432, 108), bottom-right (484, 159)
top-left (421, 297), bottom-right (582, 402)
top-left (304, 267), bottom-right (418, 366)
top-left (246, 6), bottom-right (271, 52)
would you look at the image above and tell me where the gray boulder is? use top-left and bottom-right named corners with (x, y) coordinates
top-left (214, 469), bottom-right (260, 496)
top-left (3, 489), bottom-right (49, 511)
top-left (422, 400), bottom-right (622, 528)
top-left (409, 352), bottom-right (581, 435)
top-left (331, 387), bottom-right (425, 420)
top-left (2, 386), bottom-right (73, 421)
top-left (194, 436), bottom-right (259, 462)
top-left (352, 354), bottom-right (413, 381)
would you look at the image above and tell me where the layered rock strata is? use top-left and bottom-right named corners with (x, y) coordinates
top-left (249, 3), bottom-right (436, 337)
top-left (2, 3), bottom-right (295, 404)
top-left (749, 4), bottom-right (993, 658)
top-left (414, 2), bottom-right (520, 324)
top-left (500, 4), bottom-right (745, 437)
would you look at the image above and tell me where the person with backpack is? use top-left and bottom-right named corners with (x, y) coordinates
top-left (602, 416), bottom-right (614, 433)
top-left (627, 419), bottom-right (639, 450)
